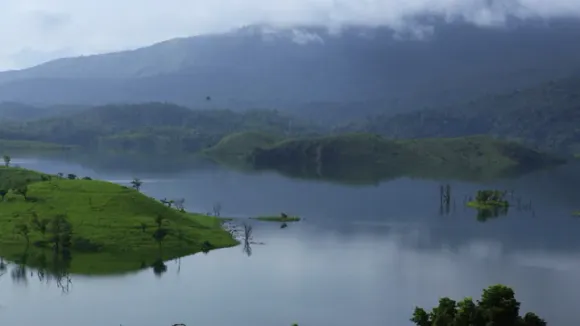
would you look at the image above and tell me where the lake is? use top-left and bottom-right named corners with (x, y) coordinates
top-left (2, 153), bottom-right (580, 326)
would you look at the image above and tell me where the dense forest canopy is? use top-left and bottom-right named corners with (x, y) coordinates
top-left (336, 75), bottom-right (580, 154)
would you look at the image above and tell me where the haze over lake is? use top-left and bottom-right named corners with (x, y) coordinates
top-left (1, 153), bottom-right (580, 326)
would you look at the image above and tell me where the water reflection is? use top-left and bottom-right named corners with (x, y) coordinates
top-left (2, 154), bottom-right (580, 326)
top-left (438, 184), bottom-right (456, 216)
top-left (5, 247), bottom-right (74, 294)
top-left (151, 258), bottom-right (168, 277)
top-left (476, 206), bottom-right (510, 222)
top-left (242, 223), bottom-right (254, 257)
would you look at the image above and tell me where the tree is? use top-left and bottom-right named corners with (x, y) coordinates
top-left (131, 178), bottom-right (143, 191)
top-left (213, 202), bottom-right (222, 217)
top-left (48, 214), bottom-right (73, 254)
top-left (0, 189), bottom-right (8, 202)
top-left (174, 198), bottom-right (185, 212)
top-left (152, 228), bottom-right (169, 247)
top-left (154, 214), bottom-right (165, 229)
top-left (67, 173), bottom-right (77, 180)
top-left (31, 214), bottom-right (50, 238)
top-left (14, 185), bottom-right (28, 200)
top-left (14, 223), bottom-right (31, 245)
top-left (2, 154), bottom-right (10, 167)
top-left (411, 285), bottom-right (547, 326)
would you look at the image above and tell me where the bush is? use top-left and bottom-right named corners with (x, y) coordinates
top-left (411, 285), bottom-right (546, 326)
top-left (72, 237), bottom-right (103, 252)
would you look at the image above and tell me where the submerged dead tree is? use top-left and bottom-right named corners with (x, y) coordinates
top-left (439, 184), bottom-right (452, 216)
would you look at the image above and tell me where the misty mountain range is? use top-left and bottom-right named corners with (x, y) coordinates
top-left (1, 18), bottom-right (580, 118)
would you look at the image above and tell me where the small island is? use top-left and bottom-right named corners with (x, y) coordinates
top-left (467, 190), bottom-right (510, 209)
top-left (251, 213), bottom-right (301, 222)
top-left (0, 165), bottom-right (238, 275)
top-left (206, 133), bottom-right (565, 183)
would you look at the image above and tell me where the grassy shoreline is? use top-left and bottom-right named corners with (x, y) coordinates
top-left (466, 200), bottom-right (509, 210)
top-left (0, 166), bottom-right (238, 275)
top-left (251, 216), bottom-right (301, 222)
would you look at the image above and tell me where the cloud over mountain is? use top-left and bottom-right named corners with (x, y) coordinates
top-left (1, 0), bottom-right (580, 69)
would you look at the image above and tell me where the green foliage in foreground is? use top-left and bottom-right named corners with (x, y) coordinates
top-left (412, 285), bottom-right (546, 326)
top-left (0, 166), bottom-right (238, 275)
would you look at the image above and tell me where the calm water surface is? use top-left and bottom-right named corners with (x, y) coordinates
top-left (2, 154), bottom-right (580, 326)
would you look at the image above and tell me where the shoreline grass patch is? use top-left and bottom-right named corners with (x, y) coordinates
top-left (251, 215), bottom-right (301, 222)
top-left (466, 189), bottom-right (510, 209)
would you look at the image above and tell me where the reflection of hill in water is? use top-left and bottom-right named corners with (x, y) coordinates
top-left (19, 150), bottom-right (566, 185)
top-left (22, 151), bottom-right (220, 175)
top-left (302, 210), bottom-right (580, 256)
top-left (260, 163), bottom-right (547, 185)
top-left (211, 156), bottom-right (558, 185)
top-left (0, 248), bottom-right (73, 294)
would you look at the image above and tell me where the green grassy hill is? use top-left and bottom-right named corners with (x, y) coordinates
top-left (245, 134), bottom-right (564, 182)
top-left (0, 166), bottom-right (237, 275)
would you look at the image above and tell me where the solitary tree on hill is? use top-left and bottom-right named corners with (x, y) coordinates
top-left (3, 155), bottom-right (10, 167)
top-left (131, 178), bottom-right (143, 191)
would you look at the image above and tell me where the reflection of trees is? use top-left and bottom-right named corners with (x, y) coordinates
top-left (151, 246), bottom-right (168, 278)
top-left (7, 248), bottom-right (74, 294)
top-left (36, 251), bottom-right (73, 294)
top-left (439, 184), bottom-right (454, 216)
top-left (151, 258), bottom-right (167, 277)
top-left (242, 223), bottom-right (253, 257)
top-left (0, 258), bottom-right (6, 277)
top-left (476, 206), bottom-right (509, 222)
top-left (10, 248), bottom-right (29, 285)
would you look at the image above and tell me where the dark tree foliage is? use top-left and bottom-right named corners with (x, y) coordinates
top-left (14, 185), bottom-right (28, 200)
top-left (48, 214), bottom-right (73, 254)
top-left (339, 76), bottom-right (580, 154)
top-left (411, 285), bottom-right (547, 326)
top-left (0, 188), bottom-right (8, 201)
top-left (131, 177), bottom-right (142, 191)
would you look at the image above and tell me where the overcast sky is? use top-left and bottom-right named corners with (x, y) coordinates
top-left (1, 0), bottom-right (579, 70)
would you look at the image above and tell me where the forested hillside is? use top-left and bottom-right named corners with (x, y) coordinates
top-left (1, 20), bottom-right (580, 119)
top-left (0, 103), bottom-right (318, 152)
top-left (337, 75), bottom-right (580, 153)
